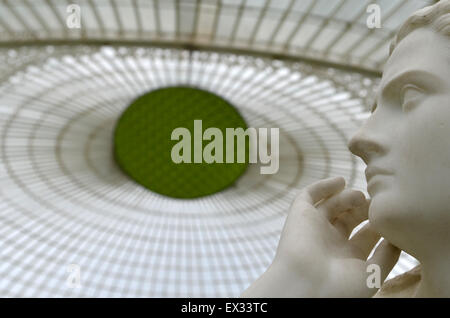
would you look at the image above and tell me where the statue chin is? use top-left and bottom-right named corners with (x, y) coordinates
top-left (368, 190), bottom-right (437, 259)
top-left (369, 197), bottom-right (392, 235)
top-left (368, 193), bottom-right (411, 251)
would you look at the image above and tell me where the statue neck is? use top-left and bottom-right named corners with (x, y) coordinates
top-left (415, 255), bottom-right (450, 297)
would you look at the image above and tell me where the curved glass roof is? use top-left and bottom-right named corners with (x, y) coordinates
top-left (0, 0), bottom-right (434, 72)
top-left (0, 0), bottom-right (431, 297)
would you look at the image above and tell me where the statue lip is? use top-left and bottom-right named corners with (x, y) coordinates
top-left (365, 166), bottom-right (393, 183)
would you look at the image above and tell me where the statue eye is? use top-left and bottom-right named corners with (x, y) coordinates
top-left (400, 84), bottom-right (424, 111)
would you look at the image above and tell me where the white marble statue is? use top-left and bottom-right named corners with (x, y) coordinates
top-left (242, 0), bottom-right (450, 298)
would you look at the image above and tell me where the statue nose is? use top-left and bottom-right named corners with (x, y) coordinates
top-left (348, 131), bottom-right (383, 164)
top-left (348, 133), bottom-right (363, 157)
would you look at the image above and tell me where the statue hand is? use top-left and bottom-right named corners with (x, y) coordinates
top-left (241, 176), bottom-right (400, 297)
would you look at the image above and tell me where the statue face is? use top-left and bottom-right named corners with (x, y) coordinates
top-left (348, 27), bottom-right (450, 256)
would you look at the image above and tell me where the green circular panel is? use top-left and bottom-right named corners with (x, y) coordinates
top-left (114, 86), bottom-right (249, 199)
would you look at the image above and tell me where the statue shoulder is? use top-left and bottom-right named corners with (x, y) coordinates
top-left (374, 265), bottom-right (421, 298)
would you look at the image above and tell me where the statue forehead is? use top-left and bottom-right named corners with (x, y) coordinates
top-left (381, 27), bottom-right (449, 88)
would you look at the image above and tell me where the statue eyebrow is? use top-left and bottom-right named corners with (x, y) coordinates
top-left (380, 70), bottom-right (441, 98)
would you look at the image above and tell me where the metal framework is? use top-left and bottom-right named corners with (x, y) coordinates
top-left (0, 0), bottom-right (428, 297)
top-left (0, 0), bottom-right (434, 73)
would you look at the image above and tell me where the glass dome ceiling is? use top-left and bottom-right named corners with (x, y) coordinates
top-left (0, 0), bottom-right (432, 297)
top-left (0, 0), bottom-right (434, 72)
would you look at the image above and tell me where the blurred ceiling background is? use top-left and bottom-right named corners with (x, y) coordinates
top-left (0, 0), bottom-right (433, 297)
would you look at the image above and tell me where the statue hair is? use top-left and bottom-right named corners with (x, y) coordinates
top-left (390, 0), bottom-right (450, 55)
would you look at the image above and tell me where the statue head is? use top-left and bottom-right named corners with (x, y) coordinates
top-left (348, 0), bottom-right (450, 260)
